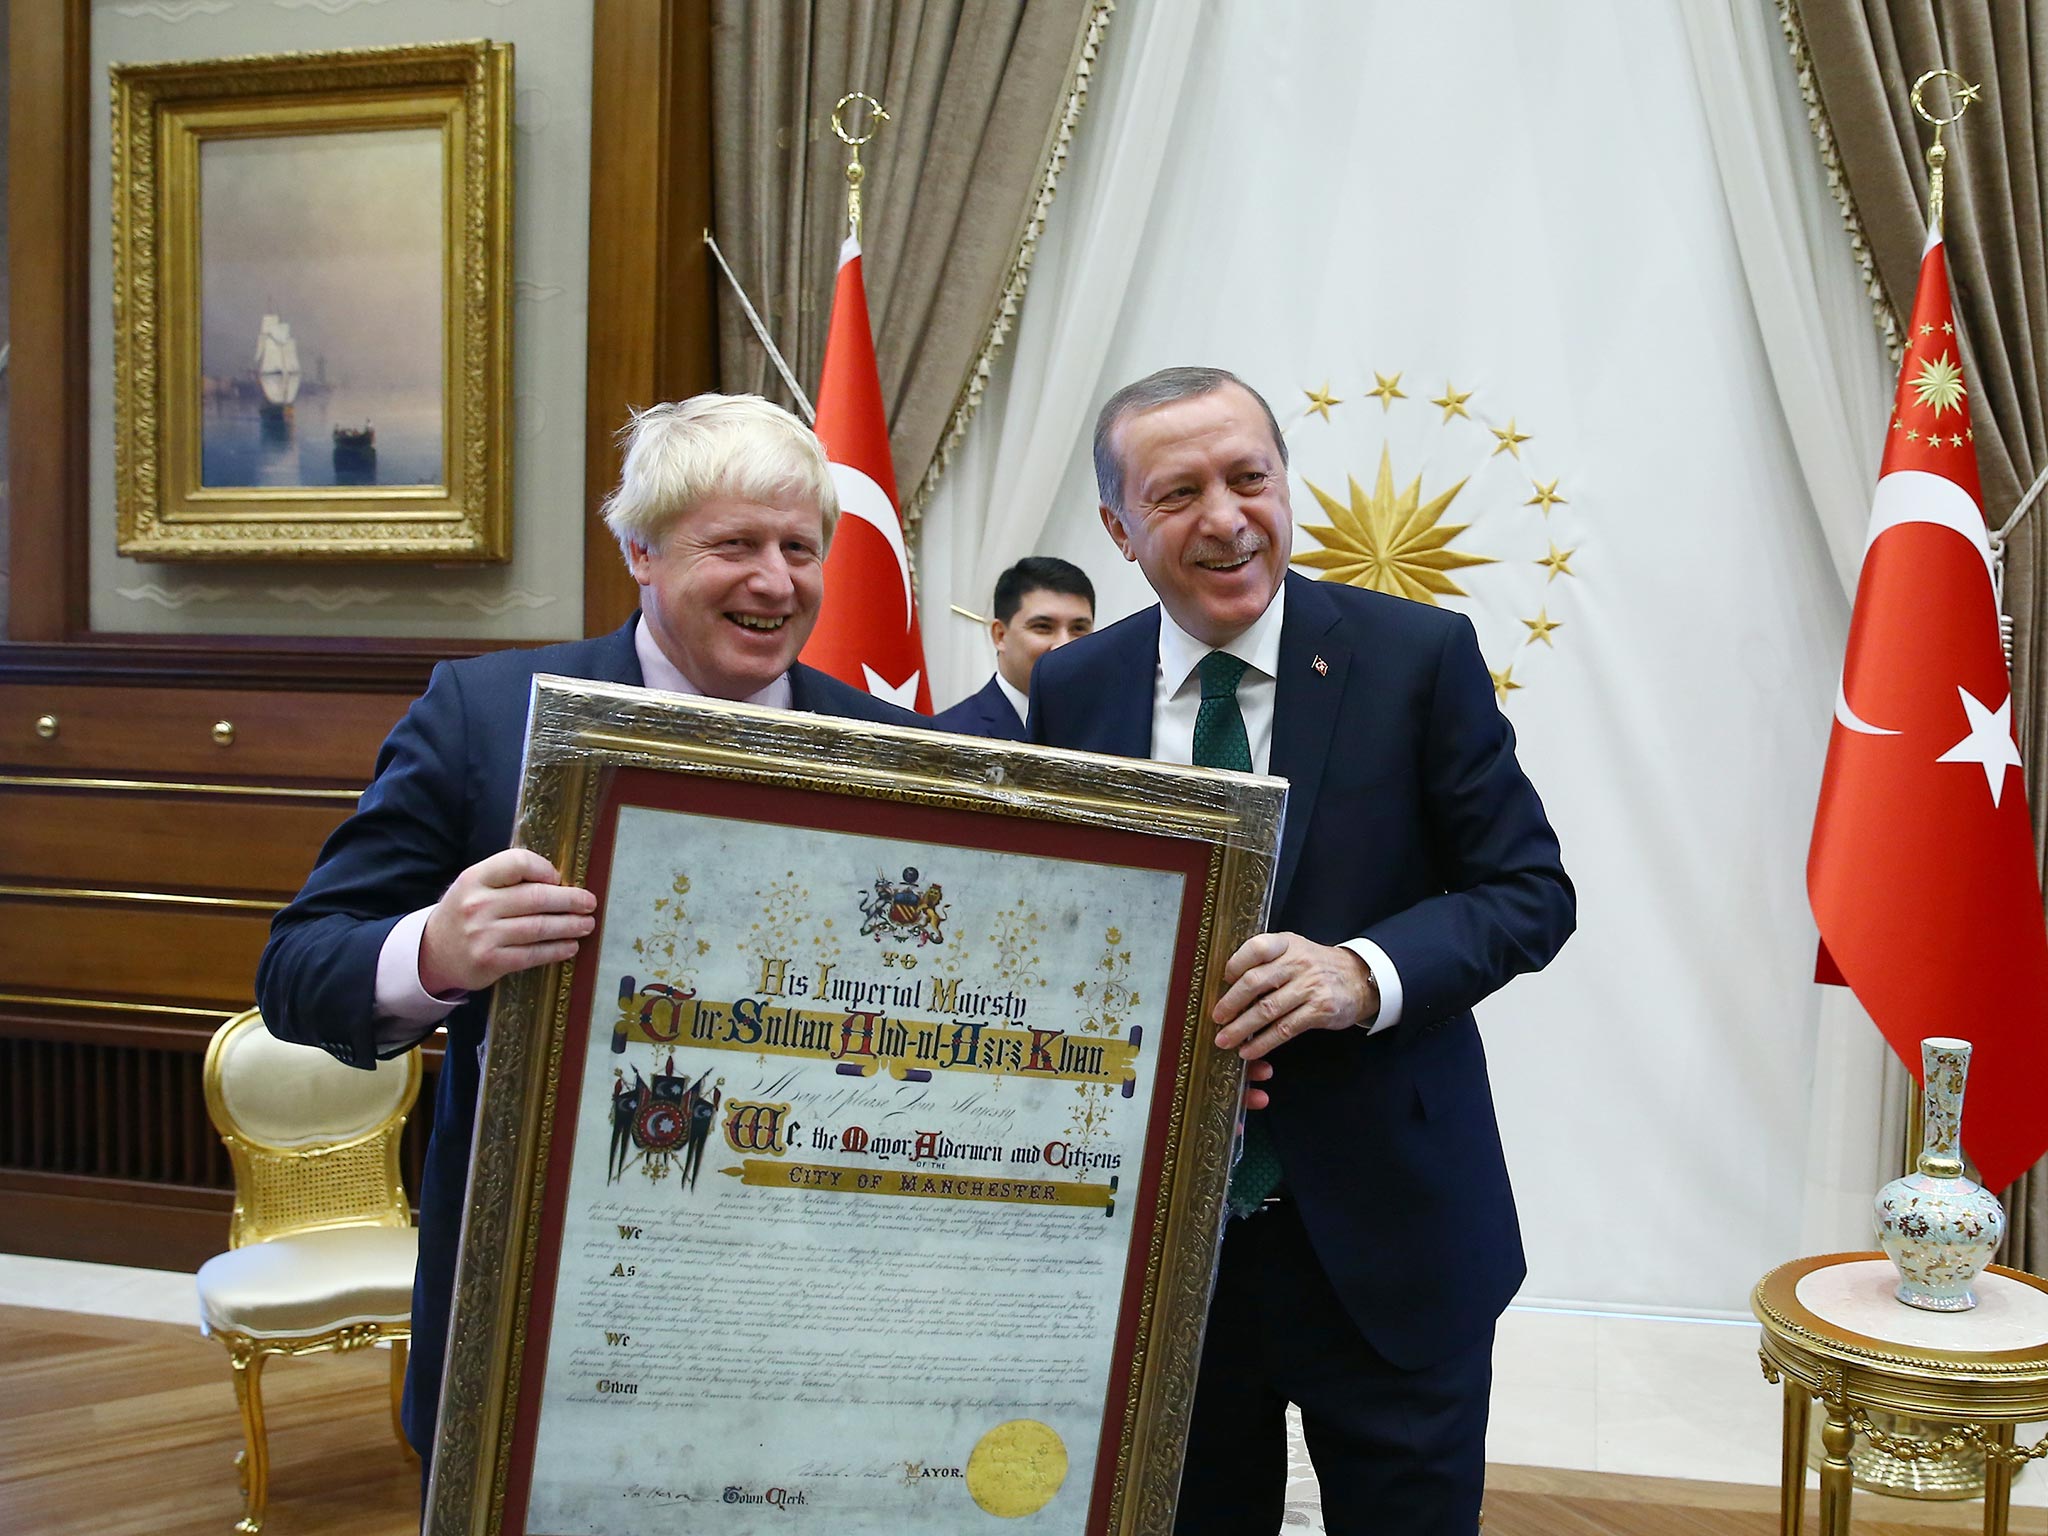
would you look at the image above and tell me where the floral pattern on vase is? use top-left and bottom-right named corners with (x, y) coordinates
top-left (1874, 1037), bottom-right (2005, 1312)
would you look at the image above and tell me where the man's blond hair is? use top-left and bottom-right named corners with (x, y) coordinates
top-left (600, 394), bottom-right (838, 555)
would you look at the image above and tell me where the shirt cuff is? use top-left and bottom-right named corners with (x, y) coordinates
top-left (1339, 938), bottom-right (1404, 1034)
top-left (373, 905), bottom-right (466, 1049)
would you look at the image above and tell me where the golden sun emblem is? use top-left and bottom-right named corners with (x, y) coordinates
top-left (1293, 445), bottom-right (1493, 603)
top-left (1912, 351), bottom-right (1966, 416)
top-left (1283, 368), bottom-right (1584, 704)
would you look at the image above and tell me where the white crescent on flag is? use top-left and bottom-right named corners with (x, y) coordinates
top-left (1833, 468), bottom-right (1996, 737)
top-left (828, 461), bottom-right (914, 629)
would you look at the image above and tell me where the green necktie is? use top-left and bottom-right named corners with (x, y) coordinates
top-left (1193, 651), bottom-right (1284, 1217)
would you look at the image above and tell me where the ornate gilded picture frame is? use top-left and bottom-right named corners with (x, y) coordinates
top-left (111, 41), bottom-right (513, 561)
top-left (427, 680), bottom-right (1286, 1536)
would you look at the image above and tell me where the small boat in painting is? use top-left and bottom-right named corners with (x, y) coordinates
top-left (332, 422), bottom-right (377, 481)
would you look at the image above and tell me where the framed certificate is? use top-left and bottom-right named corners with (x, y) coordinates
top-left (427, 679), bottom-right (1286, 1535)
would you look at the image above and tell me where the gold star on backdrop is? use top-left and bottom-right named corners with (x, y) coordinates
top-left (1537, 541), bottom-right (1576, 581)
top-left (1912, 351), bottom-right (1966, 416)
top-left (1294, 446), bottom-right (1493, 602)
top-left (1431, 382), bottom-right (1473, 422)
top-left (1368, 371), bottom-right (1407, 411)
top-left (1526, 478), bottom-right (1566, 515)
top-left (1521, 609), bottom-right (1562, 647)
top-left (1490, 664), bottom-right (1523, 703)
top-left (1920, 323), bottom-right (1935, 337)
top-left (1303, 382), bottom-right (1342, 421)
top-left (1942, 320), bottom-right (1955, 335)
top-left (1491, 419), bottom-right (1530, 458)
top-left (1951, 433), bottom-right (1965, 448)
top-left (1907, 427), bottom-right (1920, 442)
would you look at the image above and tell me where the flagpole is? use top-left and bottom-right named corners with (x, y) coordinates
top-left (1909, 69), bottom-right (1977, 236)
top-left (1906, 71), bottom-right (2029, 672)
top-left (1832, 69), bottom-right (2007, 1504)
top-left (832, 92), bottom-right (889, 242)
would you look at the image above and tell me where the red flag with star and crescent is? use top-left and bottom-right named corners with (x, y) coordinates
top-left (801, 236), bottom-right (931, 712)
top-left (1808, 229), bottom-right (2048, 1193)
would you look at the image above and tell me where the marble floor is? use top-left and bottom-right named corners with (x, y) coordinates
top-left (3, 1254), bottom-right (2041, 1533)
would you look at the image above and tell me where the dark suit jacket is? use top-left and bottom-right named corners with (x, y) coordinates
top-left (931, 674), bottom-right (1026, 740)
top-left (254, 617), bottom-right (919, 1455)
top-left (1029, 573), bottom-right (1574, 1369)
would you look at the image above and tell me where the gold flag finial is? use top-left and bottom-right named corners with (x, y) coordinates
top-left (832, 92), bottom-right (889, 244)
top-left (1911, 69), bottom-right (1980, 233)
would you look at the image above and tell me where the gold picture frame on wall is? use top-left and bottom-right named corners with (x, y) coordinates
top-left (426, 680), bottom-right (1288, 1535)
top-left (112, 41), bottom-right (513, 561)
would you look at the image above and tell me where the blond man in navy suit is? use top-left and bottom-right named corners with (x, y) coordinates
top-left (256, 396), bottom-right (918, 1495)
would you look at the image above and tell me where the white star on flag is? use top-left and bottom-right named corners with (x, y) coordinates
top-left (1935, 686), bottom-right (2023, 806)
top-left (861, 666), bottom-right (924, 710)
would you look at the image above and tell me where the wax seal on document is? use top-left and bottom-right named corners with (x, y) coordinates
top-left (965, 1419), bottom-right (1068, 1518)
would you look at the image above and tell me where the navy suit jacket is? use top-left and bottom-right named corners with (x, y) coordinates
top-left (254, 616), bottom-right (920, 1454)
top-left (931, 674), bottom-right (1026, 740)
top-left (1029, 573), bottom-right (1574, 1369)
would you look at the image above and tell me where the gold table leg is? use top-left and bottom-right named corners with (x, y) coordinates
top-left (1982, 1423), bottom-right (2015, 1536)
top-left (1819, 1395), bottom-right (1856, 1536)
top-left (1781, 1377), bottom-right (1811, 1536)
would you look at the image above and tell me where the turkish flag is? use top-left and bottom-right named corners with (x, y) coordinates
top-left (801, 236), bottom-right (931, 712)
top-left (1808, 230), bottom-right (2048, 1193)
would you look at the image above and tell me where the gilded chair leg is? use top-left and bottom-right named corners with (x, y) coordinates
top-left (390, 1338), bottom-right (415, 1458)
top-left (1982, 1423), bottom-right (2015, 1536)
top-left (227, 1343), bottom-right (271, 1535)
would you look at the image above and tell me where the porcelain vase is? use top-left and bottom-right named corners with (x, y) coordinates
top-left (1874, 1037), bottom-right (2005, 1312)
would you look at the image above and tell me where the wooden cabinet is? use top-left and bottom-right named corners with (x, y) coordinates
top-left (0, 683), bottom-right (415, 1269)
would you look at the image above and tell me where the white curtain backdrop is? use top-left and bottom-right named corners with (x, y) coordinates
top-left (1675, 0), bottom-right (1909, 1261)
top-left (918, 0), bottom-right (1197, 702)
top-left (919, 0), bottom-right (1881, 1314)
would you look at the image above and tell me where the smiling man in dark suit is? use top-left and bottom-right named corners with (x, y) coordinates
top-left (1029, 367), bottom-right (1574, 1535)
top-left (254, 394), bottom-right (917, 1496)
top-left (933, 556), bottom-right (1095, 740)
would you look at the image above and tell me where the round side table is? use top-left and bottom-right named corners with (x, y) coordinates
top-left (1753, 1252), bottom-right (2048, 1536)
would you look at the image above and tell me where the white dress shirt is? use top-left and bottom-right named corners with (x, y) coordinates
top-left (370, 620), bottom-right (792, 1043)
top-left (1150, 586), bottom-right (1404, 1033)
top-left (994, 670), bottom-right (1030, 729)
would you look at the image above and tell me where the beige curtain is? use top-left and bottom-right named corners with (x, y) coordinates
top-left (710, 0), bottom-right (1107, 538)
top-left (1787, 0), bottom-right (2048, 1266)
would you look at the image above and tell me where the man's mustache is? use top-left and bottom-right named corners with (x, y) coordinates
top-left (1184, 531), bottom-right (1269, 566)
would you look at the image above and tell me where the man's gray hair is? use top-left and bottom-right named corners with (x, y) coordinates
top-left (1092, 366), bottom-right (1288, 518)
top-left (601, 393), bottom-right (838, 556)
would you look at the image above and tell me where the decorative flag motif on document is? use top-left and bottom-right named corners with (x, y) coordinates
top-left (801, 235), bottom-right (932, 712)
top-left (1808, 229), bottom-right (2048, 1194)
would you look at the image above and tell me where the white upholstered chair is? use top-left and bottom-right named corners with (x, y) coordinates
top-left (196, 1007), bottom-right (421, 1533)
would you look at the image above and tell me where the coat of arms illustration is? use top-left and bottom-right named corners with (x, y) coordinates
top-left (608, 1054), bottom-right (723, 1190)
top-left (858, 865), bottom-right (947, 946)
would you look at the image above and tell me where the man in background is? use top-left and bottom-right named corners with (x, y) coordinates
top-left (1031, 366), bottom-right (1574, 1534)
top-left (933, 556), bottom-right (1094, 739)
top-left (255, 394), bottom-right (917, 1494)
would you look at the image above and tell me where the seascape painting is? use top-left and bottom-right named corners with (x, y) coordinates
top-left (198, 128), bottom-right (445, 490)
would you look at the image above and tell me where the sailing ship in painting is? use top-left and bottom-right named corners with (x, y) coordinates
top-left (201, 306), bottom-right (432, 490)
top-left (251, 312), bottom-right (379, 480)
top-left (254, 313), bottom-right (301, 427)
